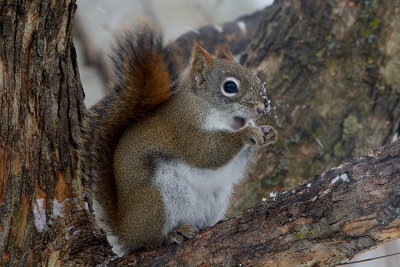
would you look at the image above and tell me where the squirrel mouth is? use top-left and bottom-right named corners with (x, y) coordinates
top-left (233, 116), bottom-right (247, 129)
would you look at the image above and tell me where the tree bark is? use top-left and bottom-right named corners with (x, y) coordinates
top-left (0, 0), bottom-right (399, 266)
top-left (231, 0), bottom-right (400, 216)
top-left (0, 1), bottom-right (111, 266)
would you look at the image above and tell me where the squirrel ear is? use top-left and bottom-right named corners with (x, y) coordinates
top-left (215, 43), bottom-right (234, 61)
top-left (191, 43), bottom-right (213, 74)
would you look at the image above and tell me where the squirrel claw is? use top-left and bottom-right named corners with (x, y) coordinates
top-left (260, 125), bottom-right (277, 146)
top-left (247, 125), bottom-right (277, 147)
top-left (165, 224), bottom-right (199, 245)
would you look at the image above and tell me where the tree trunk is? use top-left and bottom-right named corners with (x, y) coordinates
top-left (0, 0), bottom-right (399, 266)
top-left (0, 1), bottom-right (111, 266)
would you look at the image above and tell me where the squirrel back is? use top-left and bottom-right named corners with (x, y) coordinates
top-left (81, 25), bottom-right (179, 236)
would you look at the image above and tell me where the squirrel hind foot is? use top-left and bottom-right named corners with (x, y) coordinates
top-left (165, 224), bottom-right (199, 245)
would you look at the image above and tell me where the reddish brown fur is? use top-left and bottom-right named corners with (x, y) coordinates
top-left (191, 43), bottom-right (214, 75)
top-left (80, 25), bottom-right (176, 242)
top-left (215, 43), bottom-right (235, 61)
top-left (122, 50), bottom-right (171, 114)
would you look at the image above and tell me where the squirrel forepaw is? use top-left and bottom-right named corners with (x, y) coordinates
top-left (260, 125), bottom-right (277, 146)
top-left (165, 224), bottom-right (199, 245)
top-left (247, 125), bottom-right (277, 147)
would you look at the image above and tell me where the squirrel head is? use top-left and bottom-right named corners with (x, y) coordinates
top-left (189, 43), bottom-right (269, 131)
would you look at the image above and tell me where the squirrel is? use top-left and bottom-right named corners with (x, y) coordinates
top-left (81, 24), bottom-right (277, 256)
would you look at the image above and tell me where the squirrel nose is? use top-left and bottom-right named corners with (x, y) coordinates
top-left (256, 104), bottom-right (265, 115)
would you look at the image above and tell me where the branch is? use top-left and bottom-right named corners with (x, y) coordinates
top-left (113, 139), bottom-right (400, 266)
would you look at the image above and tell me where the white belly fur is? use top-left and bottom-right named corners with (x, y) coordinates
top-left (154, 146), bottom-right (255, 236)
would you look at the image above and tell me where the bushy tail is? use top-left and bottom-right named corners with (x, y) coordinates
top-left (81, 25), bottom-right (179, 236)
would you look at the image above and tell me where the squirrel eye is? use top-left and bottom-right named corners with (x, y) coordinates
top-left (221, 78), bottom-right (239, 97)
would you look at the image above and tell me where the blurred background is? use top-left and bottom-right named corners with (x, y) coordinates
top-left (74, 0), bottom-right (271, 107)
top-left (73, 0), bottom-right (400, 266)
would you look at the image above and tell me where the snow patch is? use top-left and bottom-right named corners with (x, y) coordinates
top-left (213, 24), bottom-right (223, 33)
top-left (237, 21), bottom-right (247, 33)
top-left (262, 198), bottom-right (266, 202)
top-left (307, 183), bottom-right (311, 188)
top-left (269, 192), bottom-right (277, 198)
top-left (65, 228), bottom-right (81, 241)
top-left (331, 176), bottom-right (340, 184)
top-left (331, 173), bottom-right (349, 184)
top-left (266, 99), bottom-right (271, 113)
top-left (84, 201), bottom-right (89, 211)
top-left (33, 198), bottom-right (49, 232)
top-left (51, 198), bottom-right (68, 219)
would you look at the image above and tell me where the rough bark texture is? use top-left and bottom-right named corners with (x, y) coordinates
top-left (232, 0), bottom-right (400, 215)
top-left (0, 0), bottom-right (399, 266)
top-left (0, 1), bottom-right (112, 266)
top-left (115, 139), bottom-right (400, 266)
